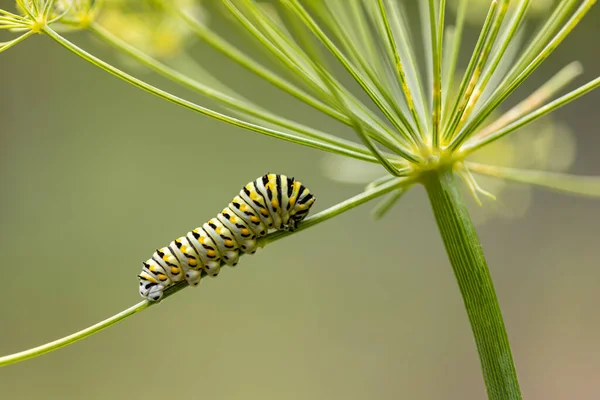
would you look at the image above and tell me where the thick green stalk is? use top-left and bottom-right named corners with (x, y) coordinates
top-left (422, 167), bottom-right (521, 400)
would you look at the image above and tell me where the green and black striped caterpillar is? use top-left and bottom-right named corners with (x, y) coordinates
top-left (138, 173), bottom-right (316, 301)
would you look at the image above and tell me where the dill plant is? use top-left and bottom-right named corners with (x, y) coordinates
top-left (1, 1), bottom-right (599, 399)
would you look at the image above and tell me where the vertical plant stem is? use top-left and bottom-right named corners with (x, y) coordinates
top-left (422, 167), bottom-right (522, 400)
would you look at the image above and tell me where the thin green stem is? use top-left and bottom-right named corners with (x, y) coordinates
top-left (315, 1), bottom-right (416, 144)
top-left (443, 0), bottom-right (498, 142)
top-left (442, 0), bottom-right (466, 120)
top-left (464, 0), bottom-right (530, 122)
top-left (263, 176), bottom-right (412, 244)
top-left (451, 0), bottom-right (596, 149)
top-left (467, 163), bottom-right (600, 197)
top-left (89, 23), bottom-right (377, 161)
top-left (0, 176), bottom-right (410, 367)
top-left (422, 167), bottom-right (521, 400)
top-left (370, 188), bottom-right (407, 219)
top-left (260, 1), bottom-right (419, 161)
top-left (287, 9), bottom-right (403, 177)
top-left (462, 76), bottom-right (600, 154)
top-left (0, 301), bottom-right (151, 367)
top-left (166, 0), bottom-right (411, 154)
top-left (452, 0), bottom-right (509, 134)
top-left (0, 30), bottom-right (34, 52)
top-left (320, 1), bottom-right (396, 114)
top-left (162, 0), bottom-right (350, 126)
top-left (376, 0), bottom-right (425, 141)
top-left (204, 0), bottom-right (416, 160)
top-left (470, 61), bottom-right (583, 142)
top-left (503, 0), bottom-right (578, 86)
top-left (222, 0), bottom-right (327, 97)
top-left (428, 0), bottom-right (444, 149)
top-left (41, 27), bottom-right (380, 164)
top-left (382, 0), bottom-right (431, 133)
top-left (285, 0), bottom-right (424, 150)
top-left (365, 174), bottom-right (399, 191)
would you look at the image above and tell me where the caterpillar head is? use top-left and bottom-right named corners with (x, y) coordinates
top-left (146, 284), bottom-right (164, 302)
top-left (288, 197), bottom-right (315, 230)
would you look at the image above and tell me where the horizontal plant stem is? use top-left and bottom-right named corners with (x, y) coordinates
top-left (467, 162), bottom-right (600, 197)
top-left (422, 167), bottom-right (521, 400)
top-left (0, 176), bottom-right (410, 368)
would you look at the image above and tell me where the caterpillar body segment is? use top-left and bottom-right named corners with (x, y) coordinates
top-left (138, 174), bottom-right (316, 301)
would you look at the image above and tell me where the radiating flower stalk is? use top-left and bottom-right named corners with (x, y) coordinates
top-left (1, 0), bottom-right (599, 398)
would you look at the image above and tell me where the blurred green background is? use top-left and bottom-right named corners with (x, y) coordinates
top-left (1, 2), bottom-right (599, 399)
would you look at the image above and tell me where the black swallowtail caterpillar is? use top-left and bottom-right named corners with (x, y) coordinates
top-left (138, 173), bottom-right (316, 301)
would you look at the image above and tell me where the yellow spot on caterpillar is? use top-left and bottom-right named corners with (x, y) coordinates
top-left (289, 197), bottom-right (297, 206)
top-left (216, 227), bottom-right (222, 234)
top-left (157, 273), bottom-right (167, 281)
top-left (224, 239), bottom-right (233, 247)
top-left (240, 203), bottom-right (247, 211)
top-left (188, 259), bottom-right (197, 266)
top-left (241, 228), bottom-right (249, 235)
top-left (250, 192), bottom-right (258, 201)
top-left (260, 208), bottom-right (268, 216)
top-left (180, 245), bottom-right (187, 252)
top-left (250, 216), bottom-right (260, 223)
top-left (207, 250), bottom-right (215, 257)
top-left (171, 267), bottom-right (179, 274)
top-left (271, 199), bottom-right (279, 208)
top-left (149, 265), bottom-right (157, 272)
top-left (144, 276), bottom-right (158, 284)
top-left (162, 255), bottom-right (170, 261)
top-left (199, 236), bottom-right (205, 244)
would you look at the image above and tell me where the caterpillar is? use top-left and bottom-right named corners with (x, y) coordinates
top-left (137, 173), bottom-right (315, 301)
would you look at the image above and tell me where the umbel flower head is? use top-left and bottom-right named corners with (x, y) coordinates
top-left (96, 0), bottom-right (201, 60)
top-left (1, 0), bottom-right (599, 216)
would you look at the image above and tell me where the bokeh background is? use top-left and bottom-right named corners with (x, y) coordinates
top-left (1, 1), bottom-right (599, 399)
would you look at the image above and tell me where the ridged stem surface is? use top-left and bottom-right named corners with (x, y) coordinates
top-left (423, 167), bottom-right (522, 400)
